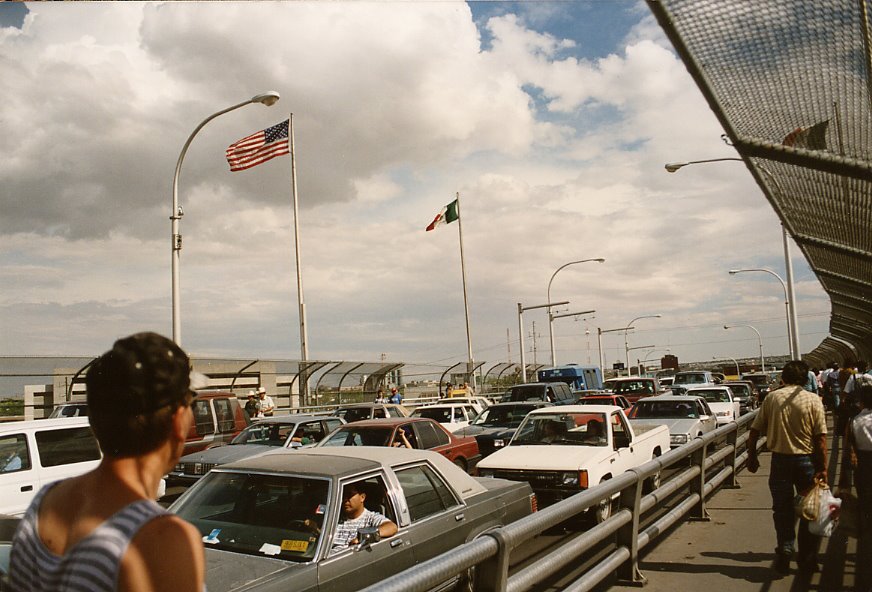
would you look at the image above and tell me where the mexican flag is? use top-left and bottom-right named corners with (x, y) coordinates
top-left (425, 199), bottom-right (459, 231)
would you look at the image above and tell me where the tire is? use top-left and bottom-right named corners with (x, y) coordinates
top-left (644, 452), bottom-right (662, 493)
top-left (593, 496), bottom-right (613, 523)
top-left (453, 458), bottom-right (468, 473)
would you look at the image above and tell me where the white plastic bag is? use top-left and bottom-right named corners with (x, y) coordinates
top-left (808, 485), bottom-right (841, 537)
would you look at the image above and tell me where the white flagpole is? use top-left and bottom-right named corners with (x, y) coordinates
top-left (289, 114), bottom-right (310, 401)
top-left (454, 192), bottom-right (475, 388)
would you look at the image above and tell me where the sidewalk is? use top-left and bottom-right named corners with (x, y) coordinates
top-left (609, 428), bottom-right (857, 592)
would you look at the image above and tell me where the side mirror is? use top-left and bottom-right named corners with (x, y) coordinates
top-left (700, 415), bottom-right (711, 421)
top-left (355, 526), bottom-right (381, 550)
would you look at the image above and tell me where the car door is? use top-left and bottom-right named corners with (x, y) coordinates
top-left (317, 473), bottom-right (415, 592)
top-left (0, 431), bottom-right (36, 516)
top-left (393, 463), bottom-right (468, 565)
top-left (610, 411), bottom-right (636, 473)
top-left (696, 400), bottom-right (716, 433)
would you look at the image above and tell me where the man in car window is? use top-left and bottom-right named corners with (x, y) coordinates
top-left (332, 482), bottom-right (397, 552)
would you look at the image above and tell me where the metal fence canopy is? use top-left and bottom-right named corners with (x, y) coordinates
top-left (648, 0), bottom-right (872, 363)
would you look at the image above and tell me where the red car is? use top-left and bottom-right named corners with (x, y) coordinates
top-left (185, 391), bottom-right (251, 454)
top-left (316, 417), bottom-right (481, 472)
top-left (576, 394), bottom-right (633, 410)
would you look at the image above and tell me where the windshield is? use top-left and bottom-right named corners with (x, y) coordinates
top-left (674, 373), bottom-right (708, 385)
top-left (630, 401), bottom-right (699, 419)
top-left (231, 422), bottom-right (298, 446)
top-left (693, 389), bottom-right (731, 403)
top-left (333, 408), bottom-right (371, 422)
top-left (511, 412), bottom-right (607, 446)
top-left (471, 405), bottom-right (534, 427)
top-left (727, 385), bottom-right (750, 397)
top-left (413, 408), bottom-right (453, 423)
top-left (173, 472), bottom-right (329, 562)
top-left (319, 427), bottom-right (393, 447)
top-left (614, 381), bottom-right (653, 394)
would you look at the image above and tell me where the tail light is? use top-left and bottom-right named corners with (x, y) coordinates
top-left (530, 493), bottom-right (538, 513)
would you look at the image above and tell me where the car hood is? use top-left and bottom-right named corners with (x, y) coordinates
top-left (478, 444), bottom-right (613, 471)
top-left (180, 444), bottom-right (278, 465)
top-left (205, 548), bottom-right (302, 592)
top-left (630, 418), bottom-right (701, 435)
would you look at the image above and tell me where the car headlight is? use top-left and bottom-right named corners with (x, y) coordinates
top-left (493, 439), bottom-right (505, 447)
top-left (716, 411), bottom-right (730, 416)
top-left (561, 472), bottom-right (579, 486)
top-left (478, 469), bottom-right (495, 478)
top-left (173, 463), bottom-right (183, 472)
top-left (670, 434), bottom-right (689, 445)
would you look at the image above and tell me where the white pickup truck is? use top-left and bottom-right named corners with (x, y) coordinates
top-left (477, 405), bottom-right (669, 521)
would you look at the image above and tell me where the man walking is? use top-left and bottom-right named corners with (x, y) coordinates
top-left (747, 360), bottom-right (828, 575)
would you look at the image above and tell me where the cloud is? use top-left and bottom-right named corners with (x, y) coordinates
top-left (0, 1), bottom-right (829, 369)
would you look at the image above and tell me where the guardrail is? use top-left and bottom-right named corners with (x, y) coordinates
top-left (361, 411), bottom-right (763, 592)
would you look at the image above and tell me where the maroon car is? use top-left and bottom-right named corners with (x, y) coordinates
top-left (576, 393), bottom-right (633, 410)
top-left (316, 417), bottom-right (481, 472)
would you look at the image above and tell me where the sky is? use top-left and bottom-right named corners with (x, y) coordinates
top-left (0, 1), bottom-right (832, 374)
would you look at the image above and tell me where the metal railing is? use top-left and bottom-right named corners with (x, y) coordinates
top-left (361, 411), bottom-right (762, 592)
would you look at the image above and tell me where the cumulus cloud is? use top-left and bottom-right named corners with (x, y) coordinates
top-left (0, 1), bottom-right (828, 369)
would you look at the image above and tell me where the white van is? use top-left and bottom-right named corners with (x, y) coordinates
top-left (0, 417), bottom-right (102, 516)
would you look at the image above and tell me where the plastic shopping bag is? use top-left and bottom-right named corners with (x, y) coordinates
top-left (808, 485), bottom-right (841, 537)
top-left (796, 480), bottom-right (826, 521)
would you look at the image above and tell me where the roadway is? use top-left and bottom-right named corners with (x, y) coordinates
top-left (605, 425), bottom-right (856, 592)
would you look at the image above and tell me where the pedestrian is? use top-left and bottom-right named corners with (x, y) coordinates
top-left (244, 390), bottom-right (260, 420)
top-left (838, 383), bottom-right (872, 592)
top-left (389, 386), bottom-right (402, 405)
top-left (836, 360), bottom-right (857, 435)
top-left (445, 383), bottom-right (454, 398)
top-left (8, 332), bottom-right (205, 592)
top-left (257, 386), bottom-right (275, 417)
top-left (375, 388), bottom-right (386, 404)
top-left (747, 359), bottom-right (828, 575)
top-left (823, 361), bottom-right (840, 412)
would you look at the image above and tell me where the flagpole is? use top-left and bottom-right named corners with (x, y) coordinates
top-left (289, 113), bottom-right (310, 402)
top-left (455, 192), bottom-right (475, 389)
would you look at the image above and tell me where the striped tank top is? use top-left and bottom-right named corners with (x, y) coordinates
top-left (8, 485), bottom-right (168, 592)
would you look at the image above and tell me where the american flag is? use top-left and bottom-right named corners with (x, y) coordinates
top-left (226, 120), bottom-right (290, 172)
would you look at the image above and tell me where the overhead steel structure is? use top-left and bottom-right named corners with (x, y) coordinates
top-left (648, 0), bottom-right (872, 365)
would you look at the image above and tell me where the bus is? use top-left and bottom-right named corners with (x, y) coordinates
top-left (537, 364), bottom-right (603, 393)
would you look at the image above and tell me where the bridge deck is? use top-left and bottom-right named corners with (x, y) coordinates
top-left (610, 426), bottom-right (856, 592)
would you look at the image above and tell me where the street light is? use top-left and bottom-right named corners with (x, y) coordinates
top-left (713, 355), bottom-right (741, 377)
top-left (518, 300), bottom-right (569, 383)
top-left (729, 268), bottom-right (794, 359)
top-left (598, 326), bottom-right (633, 376)
top-left (625, 315), bottom-right (661, 376)
top-left (171, 91), bottom-right (281, 345)
top-left (665, 157), bottom-right (801, 359)
top-left (724, 324), bottom-right (765, 372)
top-left (546, 258), bottom-right (605, 367)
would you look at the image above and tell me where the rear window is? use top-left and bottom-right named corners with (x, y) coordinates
top-left (35, 426), bottom-right (101, 467)
top-left (507, 385), bottom-right (547, 401)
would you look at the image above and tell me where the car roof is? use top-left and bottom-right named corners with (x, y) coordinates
top-left (527, 404), bottom-right (620, 414)
top-left (217, 447), bottom-right (487, 498)
top-left (636, 394), bottom-right (705, 402)
top-left (193, 390), bottom-right (241, 399)
top-left (249, 414), bottom-right (329, 424)
top-left (488, 401), bottom-right (551, 408)
top-left (414, 403), bottom-right (468, 409)
top-left (686, 386), bottom-right (729, 391)
top-left (0, 416), bottom-right (92, 434)
top-left (333, 417), bottom-right (428, 428)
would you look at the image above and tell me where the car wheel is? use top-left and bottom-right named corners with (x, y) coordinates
top-left (453, 458), bottom-right (468, 472)
top-left (593, 496), bottom-right (613, 523)
top-left (644, 455), bottom-right (661, 493)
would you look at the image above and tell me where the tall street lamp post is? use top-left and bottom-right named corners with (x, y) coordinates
top-left (171, 91), bottom-right (281, 345)
top-left (518, 300), bottom-right (569, 383)
top-left (625, 315), bottom-right (661, 376)
top-left (665, 158), bottom-right (801, 359)
top-left (598, 326), bottom-right (633, 376)
top-left (724, 324), bottom-right (765, 372)
top-left (729, 268), bottom-right (794, 359)
top-left (546, 258), bottom-right (605, 367)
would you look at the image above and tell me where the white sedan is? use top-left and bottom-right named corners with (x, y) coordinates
top-left (411, 403), bottom-right (478, 433)
top-left (686, 386), bottom-right (740, 426)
